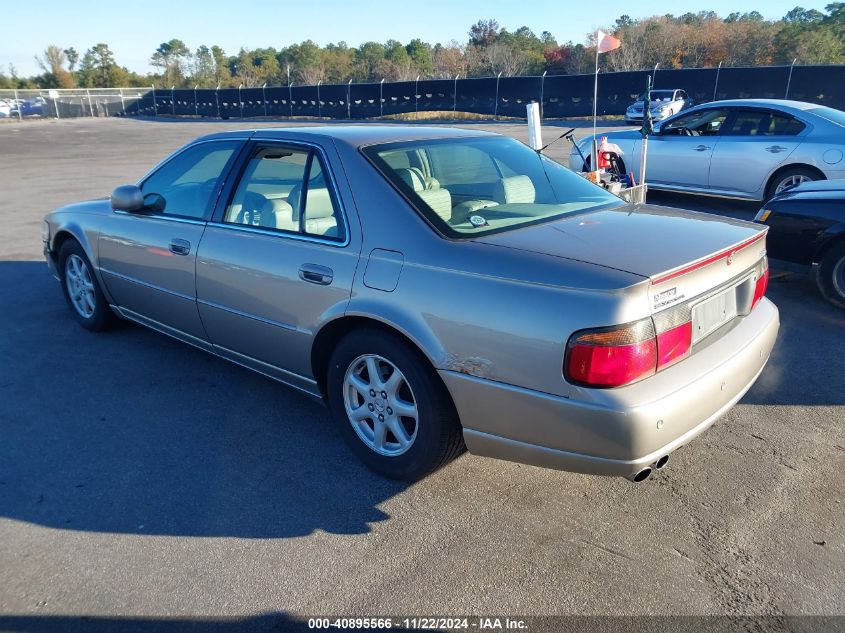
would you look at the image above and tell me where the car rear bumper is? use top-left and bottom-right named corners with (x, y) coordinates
top-left (440, 298), bottom-right (779, 477)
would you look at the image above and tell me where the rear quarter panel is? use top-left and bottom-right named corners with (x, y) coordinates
top-left (335, 141), bottom-right (650, 398)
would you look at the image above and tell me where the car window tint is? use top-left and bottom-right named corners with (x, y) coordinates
top-left (769, 114), bottom-right (805, 135)
top-left (380, 149), bottom-right (413, 170)
top-left (722, 110), bottom-right (805, 136)
top-left (224, 146), bottom-right (345, 242)
top-left (364, 136), bottom-right (623, 238)
top-left (427, 144), bottom-right (500, 186)
top-left (224, 146), bottom-right (309, 232)
top-left (141, 141), bottom-right (239, 219)
top-left (648, 90), bottom-right (674, 103)
top-left (662, 109), bottom-right (728, 136)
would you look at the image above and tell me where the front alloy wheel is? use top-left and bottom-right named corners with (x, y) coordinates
top-left (65, 254), bottom-right (96, 319)
top-left (58, 239), bottom-right (115, 331)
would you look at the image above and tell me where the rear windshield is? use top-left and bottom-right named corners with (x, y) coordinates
top-left (808, 106), bottom-right (845, 127)
top-left (362, 136), bottom-right (623, 238)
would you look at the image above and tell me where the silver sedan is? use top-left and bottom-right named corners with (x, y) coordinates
top-left (573, 99), bottom-right (845, 201)
top-left (43, 126), bottom-right (779, 482)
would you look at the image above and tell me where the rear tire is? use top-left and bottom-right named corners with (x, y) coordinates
top-left (766, 166), bottom-right (821, 201)
top-left (58, 239), bottom-right (115, 331)
top-left (817, 241), bottom-right (845, 310)
top-left (326, 329), bottom-right (465, 481)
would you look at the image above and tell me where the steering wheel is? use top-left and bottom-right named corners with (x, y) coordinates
top-left (678, 127), bottom-right (695, 137)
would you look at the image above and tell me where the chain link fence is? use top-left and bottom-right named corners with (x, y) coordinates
top-left (2, 64), bottom-right (843, 121)
top-left (0, 87), bottom-right (156, 119)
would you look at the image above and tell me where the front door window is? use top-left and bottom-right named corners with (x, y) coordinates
top-left (140, 141), bottom-right (240, 219)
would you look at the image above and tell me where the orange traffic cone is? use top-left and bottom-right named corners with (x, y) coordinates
top-left (597, 136), bottom-right (611, 170)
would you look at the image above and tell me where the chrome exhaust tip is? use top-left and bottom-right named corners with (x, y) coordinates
top-left (654, 455), bottom-right (669, 471)
top-left (625, 466), bottom-right (653, 483)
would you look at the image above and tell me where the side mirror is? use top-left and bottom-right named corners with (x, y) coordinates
top-left (110, 185), bottom-right (144, 212)
top-left (143, 193), bottom-right (166, 213)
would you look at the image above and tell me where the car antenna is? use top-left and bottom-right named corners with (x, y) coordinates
top-left (537, 128), bottom-right (576, 154)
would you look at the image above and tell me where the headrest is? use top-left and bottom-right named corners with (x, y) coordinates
top-left (262, 197), bottom-right (293, 216)
top-left (256, 198), bottom-right (293, 230)
top-left (396, 167), bottom-right (426, 192)
top-left (417, 187), bottom-right (452, 222)
top-left (493, 175), bottom-right (536, 204)
top-left (303, 187), bottom-right (335, 219)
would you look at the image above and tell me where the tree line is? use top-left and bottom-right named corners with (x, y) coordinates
top-left (1, 6), bottom-right (843, 91)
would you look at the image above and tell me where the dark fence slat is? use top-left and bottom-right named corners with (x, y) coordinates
top-left (36, 65), bottom-right (845, 121)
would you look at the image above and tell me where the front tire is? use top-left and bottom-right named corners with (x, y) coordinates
top-left (326, 329), bottom-right (464, 481)
top-left (817, 241), bottom-right (845, 310)
top-left (58, 239), bottom-right (115, 331)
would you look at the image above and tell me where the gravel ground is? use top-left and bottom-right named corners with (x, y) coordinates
top-left (0, 117), bottom-right (842, 632)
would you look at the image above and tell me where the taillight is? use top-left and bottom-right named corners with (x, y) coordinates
top-left (565, 318), bottom-right (656, 388)
top-left (752, 258), bottom-right (769, 310)
top-left (565, 310), bottom-right (693, 388)
top-left (656, 321), bottom-right (692, 369)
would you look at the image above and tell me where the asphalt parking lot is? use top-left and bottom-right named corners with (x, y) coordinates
top-left (0, 117), bottom-right (843, 632)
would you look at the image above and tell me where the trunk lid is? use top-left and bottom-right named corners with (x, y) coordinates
top-left (472, 203), bottom-right (768, 313)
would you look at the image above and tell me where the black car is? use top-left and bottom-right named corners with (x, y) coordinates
top-left (755, 180), bottom-right (845, 308)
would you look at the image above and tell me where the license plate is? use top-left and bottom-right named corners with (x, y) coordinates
top-left (692, 288), bottom-right (738, 344)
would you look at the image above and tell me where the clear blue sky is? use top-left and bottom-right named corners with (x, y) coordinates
top-left (0, 0), bottom-right (832, 76)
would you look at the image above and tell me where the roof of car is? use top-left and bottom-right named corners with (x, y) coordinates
top-left (195, 125), bottom-right (497, 148)
top-left (706, 99), bottom-right (821, 111)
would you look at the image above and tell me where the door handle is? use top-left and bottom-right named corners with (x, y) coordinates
top-left (169, 239), bottom-right (191, 256)
top-left (692, 144), bottom-right (710, 152)
top-left (299, 263), bottom-right (334, 285)
top-left (765, 145), bottom-right (787, 153)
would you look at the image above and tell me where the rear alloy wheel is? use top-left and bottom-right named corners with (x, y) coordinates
top-left (326, 329), bottom-right (464, 481)
top-left (59, 240), bottom-right (115, 331)
top-left (768, 167), bottom-right (820, 199)
top-left (343, 354), bottom-right (418, 456)
top-left (817, 242), bottom-right (845, 310)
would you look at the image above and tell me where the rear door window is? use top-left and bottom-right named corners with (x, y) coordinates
top-left (223, 144), bottom-right (346, 242)
top-left (721, 110), bottom-right (806, 136)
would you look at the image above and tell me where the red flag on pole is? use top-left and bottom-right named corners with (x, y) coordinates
top-left (591, 30), bottom-right (622, 172)
top-left (596, 30), bottom-right (622, 54)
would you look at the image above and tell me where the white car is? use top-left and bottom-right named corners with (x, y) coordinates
top-left (574, 99), bottom-right (845, 201)
top-left (625, 89), bottom-right (692, 123)
top-left (0, 99), bottom-right (12, 118)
